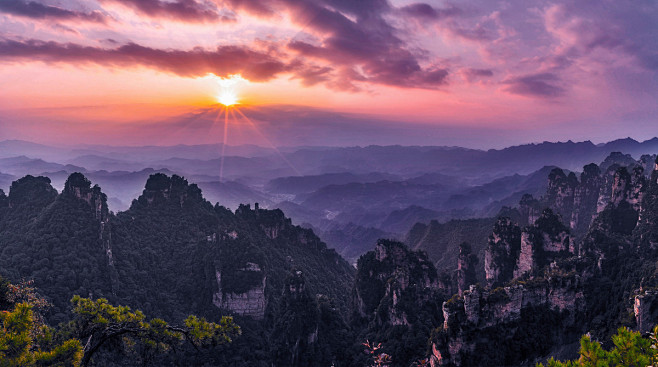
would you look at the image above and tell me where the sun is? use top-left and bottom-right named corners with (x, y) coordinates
top-left (213, 74), bottom-right (244, 106)
top-left (218, 90), bottom-right (238, 106)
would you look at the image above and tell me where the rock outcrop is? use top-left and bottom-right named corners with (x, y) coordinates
top-left (515, 209), bottom-right (572, 278)
top-left (519, 194), bottom-right (542, 226)
top-left (63, 172), bottom-right (109, 221)
top-left (634, 289), bottom-right (658, 334)
top-left (610, 166), bottom-right (644, 212)
top-left (353, 240), bottom-right (441, 326)
top-left (545, 168), bottom-right (579, 224)
top-left (432, 270), bottom-right (587, 367)
top-left (137, 173), bottom-right (203, 207)
top-left (63, 173), bottom-right (116, 277)
top-left (485, 217), bottom-right (521, 287)
top-left (635, 155), bottom-right (658, 249)
top-left (456, 243), bottom-right (478, 296)
top-left (570, 163), bottom-right (602, 232)
top-left (213, 263), bottom-right (267, 319)
top-left (539, 154), bottom-right (650, 236)
top-left (236, 203), bottom-right (292, 240)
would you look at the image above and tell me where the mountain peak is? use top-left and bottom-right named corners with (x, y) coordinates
top-left (136, 173), bottom-right (204, 208)
top-left (63, 172), bottom-right (108, 219)
top-left (8, 175), bottom-right (58, 207)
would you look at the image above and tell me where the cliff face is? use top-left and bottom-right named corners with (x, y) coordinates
top-left (270, 271), bottom-right (352, 367)
top-left (634, 290), bottom-right (658, 334)
top-left (456, 243), bottom-right (478, 296)
top-left (353, 240), bottom-right (441, 326)
top-left (63, 173), bottom-right (117, 290)
top-left (545, 168), bottom-right (579, 225)
top-left (63, 172), bottom-right (109, 221)
top-left (570, 163), bottom-right (602, 232)
top-left (635, 156), bottom-right (658, 249)
top-left (429, 153), bottom-right (658, 366)
top-left (610, 166), bottom-right (645, 211)
top-left (542, 166), bottom-right (602, 236)
top-left (519, 194), bottom-right (542, 226)
top-left (540, 153), bottom-right (651, 236)
top-left (514, 209), bottom-right (572, 278)
top-left (484, 217), bottom-right (521, 287)
top-left (213, 263), bottom-right (267, 319)
top-left (433, 272), bottom-right (587, 367)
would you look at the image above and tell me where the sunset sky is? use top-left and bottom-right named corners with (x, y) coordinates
top-left (0, 0), bottom-right (656, 148)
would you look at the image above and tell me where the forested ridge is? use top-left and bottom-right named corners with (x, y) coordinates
top-left (0, 172), bottom-right (356, 365)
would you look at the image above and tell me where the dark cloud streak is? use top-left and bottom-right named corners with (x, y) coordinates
top-left (0, 0), bottom-right (109, 23)
top-left (503, 73), bottom-right (565, 98)
top-left (0, 38), bottom-right (287, 81)
top-left (399, 3), bottom-right (462, 20)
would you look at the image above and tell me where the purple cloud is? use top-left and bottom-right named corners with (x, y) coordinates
top-left (399, 3), bottom-right (462, 20)
top-left (101, 0), bottom-right (232, 23)
top-left (460, 68), bottom-right (494, 82)
top-left (0, 0), bottom-right (109, 23)
top-left (226, 0), bottom-right (450, 90)
top-left (503, 73), bottom-right (565, 98)
top-left (0, 38), bottom-right (288, 81)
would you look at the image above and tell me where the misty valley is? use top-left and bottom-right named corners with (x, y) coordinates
top-left (1, 138), bottom-right (658, 366)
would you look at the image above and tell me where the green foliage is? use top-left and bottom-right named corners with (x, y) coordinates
top-left (539, 326), bottom-right (658, 367)
top-left (0, 274), bottom-right (240, 367)
top-left (65, 295), bottom-right (240, 366)
top-left (0, 302), bottom-right (83, 367)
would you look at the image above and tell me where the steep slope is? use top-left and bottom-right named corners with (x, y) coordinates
top-left (0, 174), bottom-right (113, 323)
top-left (0, 172), bottom-right (356, 366)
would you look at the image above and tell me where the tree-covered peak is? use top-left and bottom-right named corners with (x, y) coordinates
top-left (64, 172), bottom-right (92, 192)
top-left (8, 175), bottom-right (57, 207)
top-left (133, 173), bottom-right (205, 209)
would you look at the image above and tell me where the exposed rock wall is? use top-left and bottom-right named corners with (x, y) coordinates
top-left (213, 267), bottom-right (267, 319)
top-left (610, 166), bottom-right (645, 212)
top-left (485, 217), bottom-right (521, 287)
top-left (519, 194), bottom-right (542, 226)
top-left (63, 173), bottom-right (118, 292)
top-left (635, 290), bottom-right (658, 334)
top-left (352, 240), bottom-right (440, 327)
top-left (542, 154), bottom-right (647, 236)
top-left (456, 243), bottom-right (478, 296)
top-left (570, 163), bottom-right (602, 232)
top-left (433, 273), bottom-right (586, 367)
top-left (545, 168), bottom-right (578, 224)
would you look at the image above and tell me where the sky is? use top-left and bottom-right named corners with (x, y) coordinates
top-left (0, 0), bottom-right (656, 148)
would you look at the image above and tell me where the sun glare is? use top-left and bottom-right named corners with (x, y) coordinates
top-left (213, 74), bottom-right (244, 106)
top-left (218, 90), bottom-right (238, 106)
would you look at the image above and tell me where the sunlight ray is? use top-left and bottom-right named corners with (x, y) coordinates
top-left (232, 107), bottom-right (302, 176)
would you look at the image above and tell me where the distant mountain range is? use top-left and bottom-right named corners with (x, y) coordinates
top-left (1, 137), bottom-right (657, 263)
